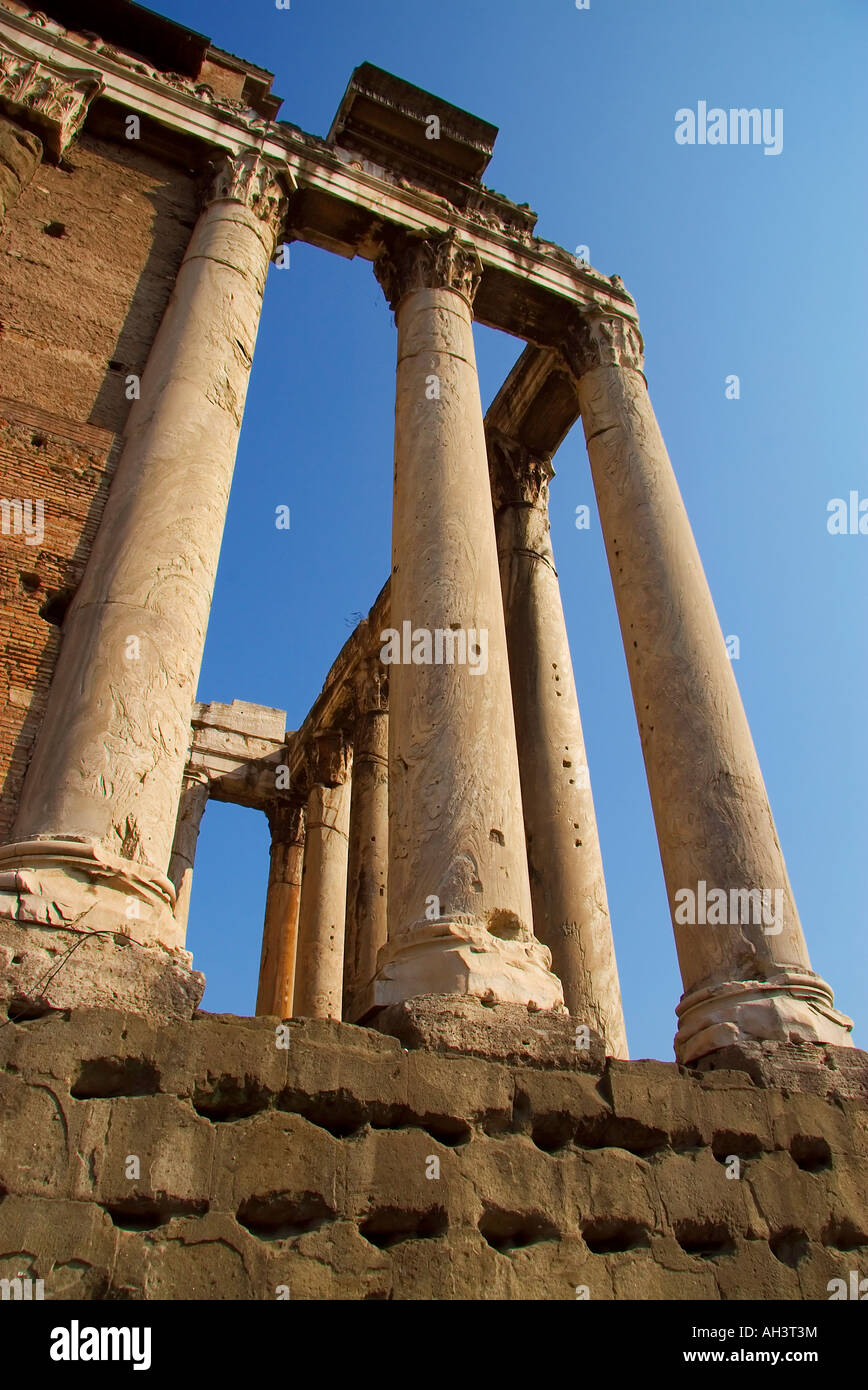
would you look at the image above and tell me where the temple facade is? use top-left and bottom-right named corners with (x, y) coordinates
top-left (0, 0), bottom-right (863, 1302)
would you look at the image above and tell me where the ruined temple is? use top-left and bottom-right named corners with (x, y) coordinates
top-left (0, 0), bottom-right (865, 1301)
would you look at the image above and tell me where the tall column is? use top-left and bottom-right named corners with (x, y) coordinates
top-left (293, 731), bottom-right (352, 1020)
top-left (564, 311), bottom-right (853, 1062)
top-left (489, 429), bottom-right (628, 1055)
top-left (256, 798), bottom-right (306, 1019)
top-left (0, 150), bottom-right (288, 1018)
top-left (167, 771), bottom-right (210, 937)
top-left (343, 659), bottom-right (389, 1021)
top-left (370, 230), bottom-right (563, 1012)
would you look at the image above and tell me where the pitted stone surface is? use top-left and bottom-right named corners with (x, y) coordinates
top-left (0, 1007), bottom-right (865, 1300)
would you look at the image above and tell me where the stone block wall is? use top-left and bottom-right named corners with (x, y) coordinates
top-left (0, 132), bottom-right (197, 835)
top-left (0, 1007), bottom-right (865, 1299)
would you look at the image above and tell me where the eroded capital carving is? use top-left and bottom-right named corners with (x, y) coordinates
top-left (0, 38), bottom-right (102, 158)
top-left (560, 311), bottom-right (645, 380)
top-left (374, 228), bottom-right (482, 311)
top-left (266, 797), bottom-right (306, 846)
top-left (301, 727), bottom-right (353, 790)
top-left (352, 655), bottom-right (389, 718)
top-left (206, 149), bottom-right (289, 231)
top-left (486, 426), bottom-right (554, 512)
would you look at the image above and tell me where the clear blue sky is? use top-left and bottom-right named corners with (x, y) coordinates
top-left (165, 0), bottom-right (866, 1059)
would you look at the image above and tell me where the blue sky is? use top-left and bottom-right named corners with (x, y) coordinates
top-left (165, 0), bottom-right (866, 1058)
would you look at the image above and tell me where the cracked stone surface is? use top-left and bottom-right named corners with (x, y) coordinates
top-left (0, 1006), bottom-right (865, 1299)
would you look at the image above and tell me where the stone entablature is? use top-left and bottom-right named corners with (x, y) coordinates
top-left (0, 0), bottom-right (639, 344)
top-left (187, 700), bottom-right (290, 811)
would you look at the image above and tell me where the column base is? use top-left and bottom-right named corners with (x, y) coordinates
top-left (371, 992), bottom-right (605, 1069)
top-left (0, 838), bottom-right (202, 1023)
top-left (674, 969), bottom-right (854, 1064)
top-left (360, 915), bottom-right (565, 1015)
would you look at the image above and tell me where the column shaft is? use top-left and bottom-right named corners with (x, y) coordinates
top-left (167, 774), bottom-right (209, 939)
top-left (490, 432), bottom-right (627, 1054)
top-left (371, 232), bottom-right (562, 1011)
top-left (293, 735), bottom-right (352, 1020)
top-left (256, 800), bottom-right (305, 1018)
top-left (343, 684), bottom-right (389, 1021)
top-left (568, 314), bottom-right (852, 1060)
top-left (7, 154), bottom-right (286, 952)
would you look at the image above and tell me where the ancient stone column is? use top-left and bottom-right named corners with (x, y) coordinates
top-left (343, 659), bottom-right (389, 1021)
top-left (370, 231), bottom-right (563, 1012)
top-left (0, 151), bottom-right (288, 1019)
top-left (488, 428), bottom-right (628, 1055)
top-left (293, 732), bottom-right (352, 1020)
top-left (167, 771), bottom-right (210, 937)
top-left (564, 311), bottom-right (853, 1062)
top-left (256, 798), bottom-right (306, 1019)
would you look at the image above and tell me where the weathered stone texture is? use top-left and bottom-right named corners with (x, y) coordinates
top-left (0, 132), bottom-right (197, 838)
top-left (0, 1006), bottom-right (864, 1300)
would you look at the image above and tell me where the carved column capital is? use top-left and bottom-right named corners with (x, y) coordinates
top-left (486, 426), bottom-right (554, 512)
top-left (0, 38), bottom-right (102, 158)
top-left (301, 727), bottom-right (353, 789)
top-left (560, 311), bottom-right (645, 380)
top-left (206, 149), bottom-right (289, 233)
top-left (265, 797), bottom-right (305, 846)
top-left (374, 228), bottom-right (482, 312)
top-left (352, 655), bottom-right (389, 717)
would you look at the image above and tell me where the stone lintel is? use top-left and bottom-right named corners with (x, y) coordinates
top-left (486, 344), bottom-right (581, 458)
top-left (187, 699), bottom-right (291, 811)
top-left (327, 61), bottom-right (499, 189)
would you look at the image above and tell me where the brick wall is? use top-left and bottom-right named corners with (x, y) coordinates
top-left (0, 131), bottom-right (197, 837)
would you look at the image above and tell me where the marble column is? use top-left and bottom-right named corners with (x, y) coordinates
top-left (167, 772), bottom-right (210, 938)
top-left (564, 311), bottom-right (853, 1062)
top-left (370, 230), bottom-right (563, 1012)
top-left (293, 731), bottom-right (352, 1020)
top-left (343, 659), bottom-right (389, 1021)
top-left (489, 428), bottom-right (628, 1055)
top-left (256, 798), bottom-right (306, 1019)
top-left (0, 150), bottom-right (288, 1019)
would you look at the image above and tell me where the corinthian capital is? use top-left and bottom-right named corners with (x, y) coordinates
top-left (560, 312), bottom-right (645, 380)
top-left (486, 426), bottom-right (554, 512)
top-left (0, 38), bottom-right (102, 158)
top-left (207, 149), bottom-right (289, 231)
top-left (374, 229), bottom-right (482, 311)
